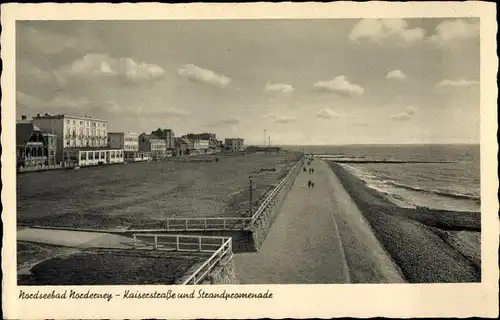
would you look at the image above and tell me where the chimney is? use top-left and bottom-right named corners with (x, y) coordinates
top-left (36, 113), bottom-right (40, 118)
top-left (21, 115), bottom-right (27, 120)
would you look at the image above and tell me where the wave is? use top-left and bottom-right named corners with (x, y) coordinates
top-left (384, 180), bottom-right (480, 202)
top-left (340, 164), bottom-right (481, 210)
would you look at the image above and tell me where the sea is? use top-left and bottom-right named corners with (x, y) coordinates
top-left (285, 144), bottom-right (480, 213)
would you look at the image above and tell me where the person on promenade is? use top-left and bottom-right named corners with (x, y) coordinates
top-left (311, 181), bottom-right (315, 188)
top-left (307, 180), bottom-right (311, 188)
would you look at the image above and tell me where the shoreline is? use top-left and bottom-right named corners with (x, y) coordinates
top-left (327, 161), bottom-right (481, 283)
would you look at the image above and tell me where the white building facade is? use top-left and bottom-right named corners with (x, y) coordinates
top-left (32, 113), bottom-right (108, 163)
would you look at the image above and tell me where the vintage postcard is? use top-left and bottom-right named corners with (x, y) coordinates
top-left (1, 2), bottom-right (498, 319)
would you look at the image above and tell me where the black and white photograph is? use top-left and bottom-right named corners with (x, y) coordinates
top-left (2, 2), bottom-right (498, 319)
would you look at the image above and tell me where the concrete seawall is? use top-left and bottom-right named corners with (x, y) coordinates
top-left (250, 165), bottom-right (299, 250)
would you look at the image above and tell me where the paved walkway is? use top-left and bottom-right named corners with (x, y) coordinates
top-left (233, 159), bottom-right (405, 284)
top-left (17, 228), bottom-right (136, 249)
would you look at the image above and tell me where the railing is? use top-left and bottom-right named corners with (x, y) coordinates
top-left (161, 217), bottom-right (251, 231)
top-left (154, 156), bottom-right (304, 232)
top-left (131, 234), bottom-right (233, 285)
top-left (250, 158), bottom-right (302, 225)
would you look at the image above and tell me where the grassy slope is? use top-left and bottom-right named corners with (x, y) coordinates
top-left (19, 248), bottom-right (205, 285)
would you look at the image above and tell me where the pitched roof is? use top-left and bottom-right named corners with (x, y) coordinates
top-left (16, 122), bottom-right (43, 146)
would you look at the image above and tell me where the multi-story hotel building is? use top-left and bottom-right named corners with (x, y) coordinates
top-left (32, 113), bottom-right (108, 163)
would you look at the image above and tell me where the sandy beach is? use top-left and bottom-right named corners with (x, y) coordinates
top-left (17, 151), bottom-right (300, 229)
top-left (327, 162), bottom-right (481, 283)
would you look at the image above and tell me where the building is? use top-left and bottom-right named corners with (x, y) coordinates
top-left (108, 132), bottom-right (139, 152)
top-left (181, 138), bottom-right (195, 155)
top-left (139, 134), bottom-right (166, 159)
top-left (174, 137), bottom-right (188, 156)
top-left (165, 129), bottom-right (175, 150)
top-left (191, 139), bottom-right (210, 155)
top-left (63, 149), bottom-right (124, 167)
top-left (32, 113), bottom-right (108, 163)
top-left (224, 138), bottom-right (244, 152)
top-left (184, 133), bottom-right (216, 141)
top-left (16, 118), bottom-right (57, 168)
top-left (151, 128), bottom-right (175, 151)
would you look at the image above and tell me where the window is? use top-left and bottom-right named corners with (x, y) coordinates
top-left (111, 151), bottom-right (115, 158)
top-left (80, 121), bottom-right (83, 125)
top-left (100, 152), bottom-right (105, 159)
top-left (94, 152), bottom-right (99, 159)
top-left (80, 152), bottom-right (86, 160)
top-left (88, 152), bottom-right (94, 160)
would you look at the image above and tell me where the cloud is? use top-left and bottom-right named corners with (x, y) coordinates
top-left (265, 83), bottom-right (294, 94)
top-left (317, 108), bottom-right (341, 120)
top-left (177, 64), bottom-right (231, 88)
top-left (428, 19), bottom-right (479, 44)
top-left (161, 108), bottom-right (191, 118)
top-left (58, 54), bottom-right (165, 83)
top-left (263, 112), bottom-right (297, 124)
top-left (206, 116), bottom-right (241, 127)
top-left (391, 106), bottom-right (417, 121)
top-left (263, 113), bottom-right (297, 124)
top-left (21, 26), bottom-right (105, 55)
top-left (316, 108), bottom-right (352, 120)
top-left (17, 91), bottom-right (91, 109)
top-left (386, 69), bottom-right (407, 80)
top-left (436, 79), bottom-right (479, 88)
top-left (313, 76), bottom-right (364, 96)
top-left (349, 19), bottom-right (425, 45)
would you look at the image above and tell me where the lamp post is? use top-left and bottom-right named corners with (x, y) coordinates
top-left (249, 176), bottom-right (253, 215)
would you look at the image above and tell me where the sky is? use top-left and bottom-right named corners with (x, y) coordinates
top-left (16, 18), bottom-right (480, 145)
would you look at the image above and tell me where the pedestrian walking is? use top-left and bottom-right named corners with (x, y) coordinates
top-left (311, 181), bottom-right (315, 188)
top-left (307, 180), bottom-right (311, 188)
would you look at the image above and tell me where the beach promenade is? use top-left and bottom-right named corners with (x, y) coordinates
top-left (234, 159), bottom-right (405, 284)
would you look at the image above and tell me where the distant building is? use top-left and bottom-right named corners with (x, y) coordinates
top-left (139, 134), bottom-right (166, 159)
top-left (184, 133), bottom-right (216, 141)
top-left (224, 138), bottom-right (244, 152)
top-left (190, 139), bottom-right (210, 155)
top-left (151, 128), bottom-right (175, 151)
top-left (16, 118), bottom-right (57, 168)
top-left (108, 132), bottom-right (139, 152)
top-left (174, 137), bottom-right (188, 156)
top-left (32, 113), bottom-right (108, 163)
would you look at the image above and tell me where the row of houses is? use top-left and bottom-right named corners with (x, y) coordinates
top-left (16, 113), bottom-right (245, 169)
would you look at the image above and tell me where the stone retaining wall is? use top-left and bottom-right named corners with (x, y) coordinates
top-left (176, 254), bottom-right (239, 285)
top-left (249, 161), bottom-right (301, 250)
